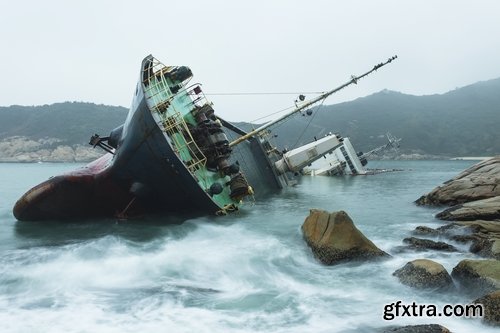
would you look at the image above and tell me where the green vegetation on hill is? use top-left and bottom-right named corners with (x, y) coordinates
top-left (0, 77), bottom-right (499, 157)
top-left (0, 102), bottom-right (128, 146)
top-left (259, 78), bottom-right (500, 156)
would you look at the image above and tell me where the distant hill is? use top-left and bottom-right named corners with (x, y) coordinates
top-left (260, 77), bottom-right (500, 157)
top-left (0, 102), bottom-right (128, 162)
top-left (0, 78), bottom-right (499, 160)
top-left (0, 102), bottom-right (128, 146)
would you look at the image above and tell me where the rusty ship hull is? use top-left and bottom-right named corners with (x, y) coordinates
top-left (14, 56), bottom-right (263, 221)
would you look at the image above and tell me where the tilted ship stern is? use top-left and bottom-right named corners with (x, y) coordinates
top-left (110, 55), bottom-right (254, 215)
top-left (13, 55), bottom-right (253, 221)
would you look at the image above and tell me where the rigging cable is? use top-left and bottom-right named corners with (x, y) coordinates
top-left (205, 91), bottom-right (326, 124)
top-left (249, 105), bottom-right (296, 124)
top-left (204, 91), bottom-right (324, 96)
top-left (291, 97), bottom-right (327, 149)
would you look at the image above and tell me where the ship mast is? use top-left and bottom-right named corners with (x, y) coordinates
top-left (229, 55), bottom-right (398, 147)
top-left (360, 132), bottom-right (401, 159)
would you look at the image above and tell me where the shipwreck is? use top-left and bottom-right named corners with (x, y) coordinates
top-left (304, 133), bottom-right (402, 176)
top-left (13, 55), bottom-right (397, 221)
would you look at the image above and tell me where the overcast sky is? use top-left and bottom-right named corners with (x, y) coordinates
top-left (1, 0), bottom-right (499, 121)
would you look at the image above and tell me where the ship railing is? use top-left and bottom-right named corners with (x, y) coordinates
top-left (142, 57), bottom-right (191, 114)
top-left (184, 83), bottom-right (209, 109)
top-left (142, 58), bottom-right (209, 181)
top-left (144, 75), bottom-right (174, 113)
top-left (161, 110), bottom-right (207, 176)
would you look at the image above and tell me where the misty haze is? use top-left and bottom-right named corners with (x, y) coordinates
top-left (1, 1), bottom-right (499, 333)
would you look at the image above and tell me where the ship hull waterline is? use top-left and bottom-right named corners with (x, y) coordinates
top-left (13, 59), bottom-right (241, 221)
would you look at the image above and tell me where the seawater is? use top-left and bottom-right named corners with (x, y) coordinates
top-left (0, 161), bottom-right (496, 333)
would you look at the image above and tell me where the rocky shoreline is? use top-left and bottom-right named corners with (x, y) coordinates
top-left (1, 135), bottom-right (477, 163)
top-left (408, 156), bottom-right (499, 327)
top-left (301, 156), bottom-right (500, 330)
top-left (415, 156), bottom-right (500, 261)
top-left (0, 136), bottom-right (103, 163)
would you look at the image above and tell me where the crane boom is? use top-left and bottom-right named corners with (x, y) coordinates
top-left (229, 55), bottom-right (397, 147)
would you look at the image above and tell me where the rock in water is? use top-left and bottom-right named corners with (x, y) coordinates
top-left (301, 209), bottom-right (389, 265)
top-left (474, 290), bottom-right (500, 326)
top-left (402, 237), bottom-right (458, 252)
top-left (382, 324), bottom-right (451, 333)
top-left (412, 226), bottom-right (441, 236)
top-left (393, 259), bottom-right (453, 290)
top-left (451, 259), bottom-right (500, 296)
top-left (416, 156), bottom-right (500, 206)
top-left (436, 196), bottom-right (500, 221)
top-left (453, 221), bottom-right (500, 259)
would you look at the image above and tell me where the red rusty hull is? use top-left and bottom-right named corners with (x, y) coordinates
top-left (13, 154), bottom-right (135, 221)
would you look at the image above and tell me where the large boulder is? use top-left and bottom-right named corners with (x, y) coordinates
top-left (301, 209), bottom-right (389, 265)
top-left (474, 290), bottom-right (500, 326)
top-left (382, 324), bottom-right (451, 333)
top-left (436, 196), bottom-right (500, 221)
top-left (416, 156), bottom-right (500, 206)
top-left (393, 259), bottom-right (453, 290)
top-left (451, 259), bottom-right (500, 296)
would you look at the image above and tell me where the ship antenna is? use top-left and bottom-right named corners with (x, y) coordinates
top-left (228, 55), bottom-right (398, 147)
